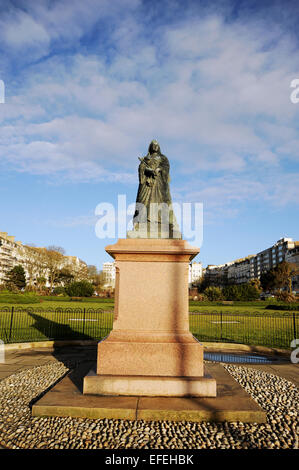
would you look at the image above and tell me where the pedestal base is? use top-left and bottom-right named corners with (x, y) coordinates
top-left (83, 370), bottom-right (217, 397)
top-left (83, 238), bottom-right (214, 398)
top-left (96, 331), bottom-right (204, 377)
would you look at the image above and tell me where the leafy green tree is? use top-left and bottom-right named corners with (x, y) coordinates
top-left (55, 268), bottom-right (74, 286)
top-left (222, 285), bottom-right (241, 301)
top-left (52, 286), bottom-right (66, 295)
top-left (36, 276), bottom-right (47, 293)
top-left (203, 286), bottom-right (223, 301)
top-left (272, 261), bottom-right (298, 293)
top-left (223, 283), bottom-right (260, 301)
top-left (260, 269), bottom-right (277, 293)
top-left (249, 278), bottom-right (262, 292)
top-left (260, 261), bottom-right (299, 293)
top-left (65, 280), bottom-right (94, 297)
top-left (7, 265), bottom-right (26, 290)
top-left (241, 283), bottom-right (261, 300)
top-left (197, 276), bottom-right (211, 292)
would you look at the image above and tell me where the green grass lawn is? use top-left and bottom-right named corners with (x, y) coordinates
top-left (0, 298), bottom-right (114, 310)
top-left (189, 311), bottom-right (296, 350)
top-left (0, 298), bottom-right (297, 349)
top-left (0, 304), bottom-right (114, 344)
top-left (188, 300), bottom-right (298, 315)
top-left (0, 295), bottom-right (297, 314)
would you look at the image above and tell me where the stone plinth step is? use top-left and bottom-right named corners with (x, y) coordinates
top-left (32, 364), bottom-right (266, 423)
top-left (83, 370), bottom-right (216, 397)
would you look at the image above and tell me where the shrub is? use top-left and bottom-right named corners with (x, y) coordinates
top-left (3, 282), bottom-right (20, 293)
top-left (6, 265), bottom-right (26, 290)
top-left (222, 285), bottom-right (240, 301)
top-left (275, 291), bottom-right (297, 303)
top-left (52, 286), bottom-right (66, 295)
top-left (203, 286), bottom-right (223, 301)
top-left (223, 284), bottom-right (260, 301)
top-left (266, 303), bottom-right (299, 311)
top-left (65, 280), bottom-right (94, 297)
top-left (39, 295), bottom-right (70, 301)
top-left (196, 294), bottom-right (206, 302)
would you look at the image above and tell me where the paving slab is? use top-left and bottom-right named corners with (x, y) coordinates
top-left (32, 364), bottom-right (139, 420)
top-left (32, 363), bottom-right (267, 423)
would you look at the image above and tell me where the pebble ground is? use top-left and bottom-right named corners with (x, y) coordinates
top-left (0, 361), bottom-right (297, 449)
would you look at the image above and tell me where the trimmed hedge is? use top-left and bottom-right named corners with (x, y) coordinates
top-left (65, 281), bottom-right (94, 297)
top-left (266, 303), bottom-right (299, 311)
top-left (0, 293), bottom-right (41, 304)
top-left (39, 295), bottom-right (71, 302)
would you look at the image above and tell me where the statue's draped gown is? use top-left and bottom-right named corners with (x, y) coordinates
top-left (133, 149), bottom-right (178, 234)
top-left (137, 153), bottom-right (171, 205)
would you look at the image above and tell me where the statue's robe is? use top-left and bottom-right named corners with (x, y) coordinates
top-left (133, 153), bottom-right (178, 235)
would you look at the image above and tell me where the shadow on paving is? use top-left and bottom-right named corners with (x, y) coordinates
top-left (28, 312), bottom-right (97, 393)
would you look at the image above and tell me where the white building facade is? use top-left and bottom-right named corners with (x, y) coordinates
top-left (0, 231), bottom-right (87, 288)
top-left (189, 262), bottom-right (203, 286)
top-left (0, 232), bottom-right (23, 284)
top-left (203, 238), bottom-right (299, 287)
top-left (249, 238), bottom-right (298, 280)
top-left (102, 262), bottom-right (116, 288)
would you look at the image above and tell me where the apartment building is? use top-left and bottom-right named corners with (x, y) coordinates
top-left (0, 232), bottom-right (23, 284)
top-left (285, 242), bottom-right (299, 291)
top-left (189, 262), bottom-right (203, 286)
top-left (204, 237), bottom-right (299, 287)
top-left (227, 255), bottom-right (255, 285)
top-left (204, 262), bottom-right (234, 286)
top-left (249, 238), bottom-right (297, 280)
top-left (0, 231), bottom-right (87, 288)
top-left (101, 259), bottom-right (203, 290)
top-left (102, 262), bottom-right (116, 288)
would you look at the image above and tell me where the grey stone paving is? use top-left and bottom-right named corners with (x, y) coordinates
top-left (0, 345), bottom-right (298, 450)
top-left (1, 345), bottom-right (298, 387)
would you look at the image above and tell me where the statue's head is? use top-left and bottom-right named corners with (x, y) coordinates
top-left (148, 140), bottom-right (160, 154)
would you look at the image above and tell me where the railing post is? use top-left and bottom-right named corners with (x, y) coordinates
top-left (8, 306), bottom-right (14, 343)
top-left (220, 310), bottom-right (223, 341)
top-left (293, 312), bottom-right (297, 341)
top-left (82, 308), bottom-right (86, 336)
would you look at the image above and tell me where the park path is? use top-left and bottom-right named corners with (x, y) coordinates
top-left (0, 344), bottom-right (298, 386)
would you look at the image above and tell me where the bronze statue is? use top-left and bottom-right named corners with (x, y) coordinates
top-left (130, 140), bottom-right (181, 238)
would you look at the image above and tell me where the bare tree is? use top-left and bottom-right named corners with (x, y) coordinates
top-left (45, 247), bottom-right (65, 292)
top-left (47, 245), bottom-right (65, 255)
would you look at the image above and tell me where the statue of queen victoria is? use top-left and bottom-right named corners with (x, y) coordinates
top-left (128, 140), bottom-right (181, 239)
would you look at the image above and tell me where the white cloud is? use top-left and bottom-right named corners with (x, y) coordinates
top-left (0, 5), bottom-right (298, 212)
top-left (0, 0), bottom-right (141, 58)
top-left (1, 10), bottom-right (50, 48)
top-left (255, 150), bottom-right (279, 166)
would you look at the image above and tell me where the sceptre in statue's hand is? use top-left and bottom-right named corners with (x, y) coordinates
top-left (129, 140), bottom-right (181, 239)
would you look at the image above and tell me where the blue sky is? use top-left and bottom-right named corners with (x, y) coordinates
top-left (0, 0), bottom-right (298, 270)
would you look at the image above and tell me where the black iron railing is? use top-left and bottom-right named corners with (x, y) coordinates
top-left (189, 310), bottom-right (298, 350)
top-left (0, 306), bottom-right (114, 344)
top-left (0, 306), bottom-right (297, 350)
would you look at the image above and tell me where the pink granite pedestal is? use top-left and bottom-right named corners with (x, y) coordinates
top-left (83, 239), bottom-right (216, 397)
